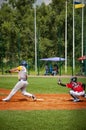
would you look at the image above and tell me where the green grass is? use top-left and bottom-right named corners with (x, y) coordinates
top-left (0, 110), bottom-right (86, 130)
top-left (0, 76), bottom-right (86, 93)
top-left (0, 76), bottom-right (70, 94)
top-left (0, 76), bottom-right (86, 130)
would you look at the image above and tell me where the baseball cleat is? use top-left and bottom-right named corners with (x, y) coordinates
top-left (2, 98), bottom-right (9, 102)
top-left (32, 95), bottom-right (37, 101)
top-left (73, 98), bottom-right (80, 102)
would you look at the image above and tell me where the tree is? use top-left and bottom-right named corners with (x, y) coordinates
top-left (0, 0), bottom-right (84, 73)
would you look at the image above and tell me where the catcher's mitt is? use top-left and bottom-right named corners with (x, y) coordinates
top-left (57, 78), bottom-right (66, 87)
top-left (58, 78), bottom-right (61, 85)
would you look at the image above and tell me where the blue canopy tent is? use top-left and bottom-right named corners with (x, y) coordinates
top-left (40, 57), bottom-right (65, 75)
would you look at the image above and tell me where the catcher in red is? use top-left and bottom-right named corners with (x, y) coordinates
top-left (58, 77), bottom-right (86, 102)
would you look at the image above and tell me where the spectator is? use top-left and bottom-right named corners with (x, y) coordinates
top-left (49, 64), bottom-right (53, 75)
top-left (44, 64), bottom-right (49, 75)
top-left (52, 64), bottom-right (59, 76)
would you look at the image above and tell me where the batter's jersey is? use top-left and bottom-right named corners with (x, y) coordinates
top-left (66, 82), bottom-right (84, 92)
top-left (17, 66), bottom-right (27, 80)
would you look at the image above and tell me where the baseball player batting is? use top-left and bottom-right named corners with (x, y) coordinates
top-left (58, 77), bottom-right (86, 102)
top-left (2, 61), bottom-right (37, 102)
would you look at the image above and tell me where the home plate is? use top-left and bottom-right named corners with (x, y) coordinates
top-left (36, 98), bottom-right (44, 101)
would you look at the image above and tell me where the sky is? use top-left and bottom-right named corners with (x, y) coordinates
top-left (0, 0), bottom-right (4, 5)
top-left (0, 0), bottom-right (86, 5)
top-left (0, 0), bottom-right (8, 6)
top-left (0, 0), bottom-right (52, 6)
top-left (75, 0), bottom-right (86, 2)
top-left (35, 0), bottom-right (52, 6)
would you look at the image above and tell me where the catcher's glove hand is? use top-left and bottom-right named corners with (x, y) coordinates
top-left (58, 78), bottom-right (61, 85)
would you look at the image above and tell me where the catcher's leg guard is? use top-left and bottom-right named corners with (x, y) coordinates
top-left (69, 90), bottom-right (79, 101)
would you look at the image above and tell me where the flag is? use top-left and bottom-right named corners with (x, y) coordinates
top-left (74, 2), bottom-right (81, 4)
top-left (74, 1), bottom-right (85, 9)
top-left (75, 3), bottom-right (85, 9)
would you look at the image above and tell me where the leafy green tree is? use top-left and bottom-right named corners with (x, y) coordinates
top-left (0, 0), bottom-right (85, 73)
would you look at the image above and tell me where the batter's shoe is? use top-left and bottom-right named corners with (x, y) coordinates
top-left (2, 98), bottom-right (9, 102)
top-left (32, 95), bottom-right (37, 101)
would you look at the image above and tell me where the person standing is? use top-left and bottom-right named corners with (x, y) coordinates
top-left (2, 61), bottom-right (36, 102)
top-left (44, 64), bottom-right (49, 75)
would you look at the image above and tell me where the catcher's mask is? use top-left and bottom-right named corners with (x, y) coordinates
top-left (70, 77), bottom-right (77, 82)
top-left (20, 60), bottom-right (27, 67)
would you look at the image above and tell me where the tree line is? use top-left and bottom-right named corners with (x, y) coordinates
top-left (0, 0), bottom-right (86, 73)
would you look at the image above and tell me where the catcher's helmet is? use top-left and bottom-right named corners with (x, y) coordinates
top-left (70, 77), bottom-right (77, 82)
top-left (20, 60), bottom-right (27, 67)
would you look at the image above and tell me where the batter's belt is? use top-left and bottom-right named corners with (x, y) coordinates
top-left (19, 79), bottom-right (27, 81)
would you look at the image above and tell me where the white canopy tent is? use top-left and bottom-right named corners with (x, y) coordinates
top-left (40, 57), bottom-right (65, 75)
top-left (40, 57), bottom-right (65, 61)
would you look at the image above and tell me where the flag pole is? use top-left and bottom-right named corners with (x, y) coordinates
top-left (65, 0), bottom-right (67, 73)
top-left (81, 0), bottom-right (84, 63)
top-left (73, 0), bottom-right (75, 75)
top-left (34, 4), bottom-right (37, 73)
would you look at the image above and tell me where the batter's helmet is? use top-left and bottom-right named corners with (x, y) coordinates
top-left (70, 77), bottom-right (77, 82)
top-left (20, 60), bottom-right (27, 67)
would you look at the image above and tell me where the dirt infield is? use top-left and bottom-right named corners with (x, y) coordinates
top-left (0, 89), bottom-right (86, 110)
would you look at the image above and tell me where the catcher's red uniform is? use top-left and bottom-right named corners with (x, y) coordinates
top-left (58, 76), bottom-right (86, 102)
top-left (66, 82), bottom-right (84, 92)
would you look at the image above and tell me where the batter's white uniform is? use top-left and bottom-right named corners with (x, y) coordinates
top-left (2, 66), bottom-right (36, 101)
